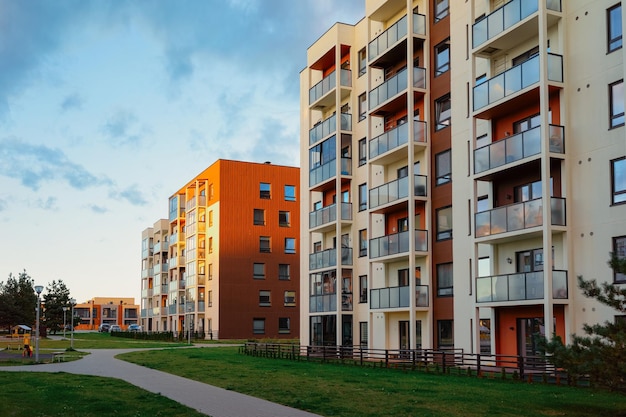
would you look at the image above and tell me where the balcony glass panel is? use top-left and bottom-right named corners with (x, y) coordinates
top-left (309, 204), bottom-right (337, 228)
top-left (414, 67), bottom-right (426, 89)
top-left (309, 158), bottom-right (336, 187)
top-left (475, 197), bottom-right (565, 237)
top-left (414, 175), bottom-right (427, 197)
top-left (368, 15), bottom-right (408, 62)
top-left (370, 285), bottom-right (429, 309)
top-left (309, 70), bottom-right (336, 105)
top-left (553, 270), bottom-right (568, 298)
top-left (341, 157), bottom-right (352, 175)
top-left (551, 197), bottom-right (566, 226)
top-left (310, 248), bottom-right (338, 270)
top-left (473, 54), bottom-right (563, 111)
top-left (340, 202), bottom-right (352, 221)
top-left (369, 176), bottom-right (409, 209)
top-left (310, 113), bottom-right (352, 146)
top-left (478, 270), bottom-right (567, 303)
top-left (369, 120), bottom-right (426, 159)
top-left (413, 13), bottom-right (426, 36)
top-left (369, 67), bottom-right (409, 110)
top-left (416, 285), bottom-right (429, 307)
top-left (414, 229), bottom-right (428, 252)
top-left (370, 230), bottom-right (426, 258)
top-left (309, 295), bottom-right (337, 313)
top-left (472, 0), bottom-right (539, 49)
top-left (340, 69), bottom-right (352, 88)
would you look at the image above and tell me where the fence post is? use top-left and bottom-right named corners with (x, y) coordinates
top-left (442, 351), bottom-right (447, 373)
top-left (477, 353), bottom-right (481, 378)
top-left (385, 349), bottom-right (389, 368)
top-left (518, 355), bottom-right (525, 381)
top-left (360, 346), bottom-right (363, 366)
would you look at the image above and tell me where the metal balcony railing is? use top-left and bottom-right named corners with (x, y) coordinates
top-left (370, 230), bottom-right (428, 259)
top-left (476, 270), bottom-right (568, 302)
top-left (369, 175), bottom-right (427, 209)
top-left (370, 285), bottom-right (429, 309)
top-left (369, 120), bottom-right (427, 159)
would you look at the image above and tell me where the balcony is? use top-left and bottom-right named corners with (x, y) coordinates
top-left (198, 301), bottom-right (205, 312)
top-left (474, 124), bottom-right (565, 175)
top-left (309, 69), bottom-right (352, 108)
top-left (369, 175), bottom-right (427, 211)
top-left (473, 0), bottom-right (562, 50)
top-left (475, 197), bottom-right (566, 238)
top-left (168, 304), bottom-right (177, 315)
top-left (369, 120), bottom-right (427, 162)
top-left (309, 247), bottom-right (353, 270)
top-left (186, 195), bottom-right (206, 211)
top-left (476, 270), bottom-right (568, 303)
top-left (368, 13), bottom-right (426, 66)
top-left (370, 285), bottom-right (429, 309)
top-left (370, 229), bottom-right (428, 259)
top-left (310, 113), bottom-right (352, 146)
top-left (309, 157), bottom-right (352, 188)
top-left (169, 256), bottom-right (186, 268)
top-left (473, 53), bottom-right (563, 112)
top-left (309, 202), bottom-right (352, 230)
top-left (168, 280), bottom-right (185, 291)
top-left (309, 294), bottom-right (337, 313)
top-left (369, 67), bottom-right (426, 113)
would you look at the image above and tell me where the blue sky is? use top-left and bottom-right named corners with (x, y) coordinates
top-left (0, 0), bottom-right (362, 303)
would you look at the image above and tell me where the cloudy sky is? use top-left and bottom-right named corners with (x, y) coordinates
top-left (0, 0), bottom-right (363, 303)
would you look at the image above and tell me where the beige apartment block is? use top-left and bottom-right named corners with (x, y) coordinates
top-left (301, 0), bottom-right (625, 357)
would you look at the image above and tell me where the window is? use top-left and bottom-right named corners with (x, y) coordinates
top-left (435, 40), bottom-right (450, 76)
top-left (358, 48), bottom-right (367, 76)
top-left (608, 4), bottom-right (623, 53)
top-left (284, 290), bottom-right (296, 306)
top-left (260, 182), bottom-right (271, 199)
top-left (358, 138), bottom-right (367, 166)
top-left (313, 241), bottom-right (322, 253)
top-left (208, 184), bottom-right (214, 200)
top-left (208, 237), bottom-right (213, 253)
top-left (513, 113), bottom-right (540, 134)
top-left (285, 238), bottom-right (296, 254)
top-left (613, 236), bottom-right (626, 283)
top-left (436, 206), bottom-right (453, 240)
top-left (253, 318), bottom-right (265, 334)
top-left (359, 183), bottom-right (367, 211)
top-left (208, 290), bottom-right (213, 307)
top-left (398, 268), bottom-right (409, 286)
top-left (512, 46), bottom-right (539, 67)
top-left (279, 211), bottom-right (290, 227)
top-left (253, 209), bottom-right (265, 226)
top-left (435, 94), bottom-right (451, 130)
top-left (253, 263), bottom-right (265, 280)
top-left (260, 236), bottom-right (271, 253)
top-left (279, 317), bottom-right (291, 333)
top-left (612, 157), bottom-right (626, 204)
top-left (208, 263), bottom-right (213, 280)
top-left (359, 322), bottom-right (368, 346)
top-left (610, 80), bottom-right (624, 128)
top-left (437, 263), bottom-right (453, 296)
top-left (477, 196), bottom-right (489, 212)
top-left (259, 291), bottom-right (271, 306)
top-left (279, 264), bottom-right (290, 280)
top-left (479, 319), bottom-right (491, 355)
top-left (358, 93), bottom-right (367, 121)
top-left (359, 229), bottom-right (368, 257)
top-left (436, 149), bottom-right (451, 185)
top-left (284, 185), bottom-right (296, 202)
top-left (359, 275), bottom-right (368, 303)
top-left (437, 320), bottom-right (454, 348)
top-left (435, 0), bottom-right (449, 22)
top-left (208, 210), bottom-right (213, 227)
top-left (515, 179), bottom-right (553, 202)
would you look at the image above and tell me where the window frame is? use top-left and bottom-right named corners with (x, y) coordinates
top-left (434, 0), bottom-right (449, 22)
top-left (359, 229), bottom-right (368, 257)
top-left (358, 138), bottom-right (367, 166)
top-left (284, 290), bottom-right (296, 307)
top-left (358, 183), bottom-right (367, 211)
top-left (434, 39), bottom-right (450, 76)
top-left (611, 157), bottom-right (626, 205)
top-left (435, 94), bottom-right (451, 130)
top-left (284, 237), bottom-right (296, 254)
top-left (437, 320), bottom-right (454, 348)
top-left (253, 318), bottom-right (265, 334)
top-left (259, 290), bottom-right (271, 307)
top-left (259, 236), bottom-right (271, 253)
top-left (436, 206), bottom-right (453, 241)
top-left (359, 275), bottom-right (368, 303)
top-left (279, 263), bottom-right (291, 281)
top-left (358, 93), bottom-right (367, 121)
top-left (278, 317), bottom-right (291, 334)
top-left (358, 48), bottom-right (367, 76)
top-left (253, 208), bottom-right (265, 226)
top-left (436, 262), bottom-right (454, 297)
top-left (253, 263), bottom-right (265, 280)
top-left (284, 185), bottom-right (296, 202)
top-left (260, 182), bottom-right (271, 199)
top-left (608, 3), bottom-right (623, 53)
top-left (613, 235), bottom-right (626, 283)
top-left (435, 149), bottom-right (451, 185)
top-left (279, 210), bottom-right (290, 227)
top-left (610, 80), bottom-right (624, 129)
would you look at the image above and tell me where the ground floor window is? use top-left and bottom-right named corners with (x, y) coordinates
top-left (310, 315), bottom-right (336, 346)
top-left (437, 320), bottom-right (454, 349)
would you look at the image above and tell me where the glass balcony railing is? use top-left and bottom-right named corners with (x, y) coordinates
top-left (475, 197), bottom-right (566, 237)
top-left (476, 270), bottom-right (567, 303)
top-left (168, 305), bottom-right (177, 315)
top-left (474, 124), bottom-right (565, 174)
top-left (168, 280), bottom-right (185, 291)
top-left (309, 69), bottom-right (352, 105)
top-left (369, 67), bottom-right (426, 110)
top-left (473, 0), bottom-right (562, 48)
top-left (309, 113), bottom-right (352, 145)
top-left (309, 157), bottom-right (352, 187)
top-left (368, 13), bottom-right (426, 62)
top-left (473, 53), bottom-right (563, 111)
top-left (309, 202), bottom-right (352, 229)
top-left (369, 120), bottom-right (427, 159)
top-left (309, 294), bottom-right (337, 313)
top-left (309, 247), bottom-right (353, 270)
top-left (369, 175), bottom-right (427, 209)
top-left (370, 230), bottom-right (428, 259)
top-left (370, 285), bottom-right (429, 309)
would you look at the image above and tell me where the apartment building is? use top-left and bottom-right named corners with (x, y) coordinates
top-left (141, 160), bottom-right (300, 339)
top-left (74, 297), bottom-right (139, 330)
top-left (301, 0), bottom-right (625, 357)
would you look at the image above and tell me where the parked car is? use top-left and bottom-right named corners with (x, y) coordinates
top-left (98, 323), bottom-right (111, 332)
top-left (127, 324), bottom-right (142, 332)
top-left (109, 325), bottom-right (122, 332)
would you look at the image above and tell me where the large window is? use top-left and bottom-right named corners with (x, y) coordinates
top-left (358, 93), bottom-right (367, 121)
top-left (284, 185), bottom-right (296, 202)
top-left (435, 0), bottom-right (449, 22)
top-left (253, 263), bottom-right (265, 280)
top-left (613, 236), bottom-right (626, 283)
top-left (279, 211), bottom-right (290, 227)
top-left (610, 80), bottom-right (624, 128)
top-left (436, 206), bottom-right (453, 240)
top-left (612, 157), bottom-right (626, 205)
top-left (435, 40), bottom-right (450, 76)
top-left (608, 3), bottom-right (623, 53)
top-left (437, 263), bottom-right (453, 296)
top-left (260, 236), bottom-right (271, 253)
top-left (279, 264), bottom-right (290, 280)
top-left (359, 229), bottom-right (368, 257)
top-left (435, 94), bottom-right (451, 130)
top-left (359, 183), bottom-right (367, 211)
top-left (435, 149), bottom-right (451, 185)
top-left (253, 318), bottom-right (265, 334)
top-left (285, 238), bottom-right (296, 254)
top-left (437, 320), bottom-right (454, 348)
top-left (260, 182), bottom-right (271, 199)
top-left (253, 209), bottom-right (265, 225)
top-left (309, 136), bottom-right (336, 169)
top-left (358, 48), bottom-right (367, 76)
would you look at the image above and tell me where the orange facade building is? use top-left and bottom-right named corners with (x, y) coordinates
top-left (141, 160), bottom-right (300, 339)
top-left (74, 297), bottom-right (139, 330)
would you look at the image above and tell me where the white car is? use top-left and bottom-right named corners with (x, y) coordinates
top-left (109, 325), bottom-right (122, 332)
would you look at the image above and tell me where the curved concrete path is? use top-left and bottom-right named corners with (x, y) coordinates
top-left (0, 346), bottom-right (321, 417)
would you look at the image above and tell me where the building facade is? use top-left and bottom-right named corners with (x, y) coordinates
top-left (300, 0), bottom-right (625, 356)
top-left (141, 160), bottom-right (300, 339)
top-left (74, 297), bottom-right (139, 330)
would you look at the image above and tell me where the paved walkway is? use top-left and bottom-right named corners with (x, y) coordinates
top-left (0, 345), bottom-right (322, 417)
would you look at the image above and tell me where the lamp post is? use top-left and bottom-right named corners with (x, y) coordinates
top-left (34, 285), bottom-right (44, 362)
top-left (70, 298), bottom-right (76, 350)
top-left (62, 307), bottom-right (69, 339)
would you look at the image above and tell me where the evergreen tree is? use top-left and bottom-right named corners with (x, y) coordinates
top-left (0, 271), bottom-right (37, 329)
top-left (540, 254), bottom-right (626, 391)
top-left (42, 280), bottom-right (72, 335)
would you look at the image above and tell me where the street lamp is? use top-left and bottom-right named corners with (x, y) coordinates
top-left (62, 307), bottom-right (69, 339)
top-left (70, 298), bottom-right (76, 350)
top-left (34, 285), bottom-right (44, 362)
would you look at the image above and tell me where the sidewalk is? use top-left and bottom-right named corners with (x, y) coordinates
top-left (0, 346), bottom-right (322, 417)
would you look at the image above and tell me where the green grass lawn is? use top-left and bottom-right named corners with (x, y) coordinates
top-left (37, 331), bottom-right (191, 350)
top-left (119, 346), bottom-right (626, 417)
top-left (0, 372), bottom-right (207, 417)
